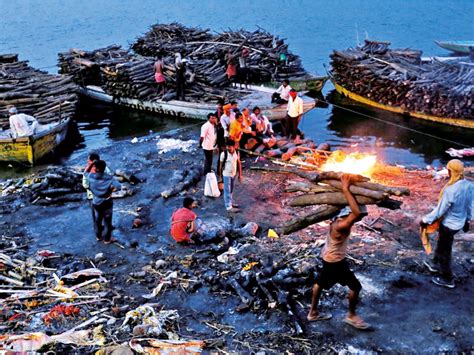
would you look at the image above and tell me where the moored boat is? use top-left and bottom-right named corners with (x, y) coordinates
top-left (435, 40), bottom-right (474, 54)
top-left (331, 79), bottom-right (474, 129)
top-left (79, 84), bottom-right (316, 121)
top-left (266, 75), bottom-right (328, 93)
top-left (0, 118), bottom-right (70, 165)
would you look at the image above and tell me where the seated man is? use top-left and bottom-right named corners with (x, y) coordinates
top-left (170, 197), bottom-right (199, 243)
top-left (230, 112), bottom-right (256, 147)
top-left (8, 106), bottom-right (39, 138)
top-left (271, 79), bottom-right (292, 104)
top-left (251, 106), bottom-right (274, 139)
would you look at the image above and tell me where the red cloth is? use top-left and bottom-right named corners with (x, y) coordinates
top-left (170, 208), bottom-right (197, 242)
top-left (154, 72), bottom-right (166, 83)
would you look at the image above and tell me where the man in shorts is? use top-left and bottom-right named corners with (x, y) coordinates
top-left (307, 174), bottom-right (371, 330)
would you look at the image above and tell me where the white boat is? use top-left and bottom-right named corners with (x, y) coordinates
top-left (79, 85), bottom-right (316, 121)
top-left (435, 40), bottom-right (474, 54)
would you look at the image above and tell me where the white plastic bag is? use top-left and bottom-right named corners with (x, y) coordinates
top-left (204, 172), bottom-right (220, 197)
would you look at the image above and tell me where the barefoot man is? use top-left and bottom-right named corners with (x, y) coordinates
top-left (307, 173), bottom-right (370, 330)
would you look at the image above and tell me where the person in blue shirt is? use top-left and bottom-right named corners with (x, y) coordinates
top-left (420, 159), bottom-right (472, 288)
top-left (84, 160), bottom-right (121, 244)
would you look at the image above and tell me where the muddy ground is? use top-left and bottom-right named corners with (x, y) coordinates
top-left (1, 126), bottom-right (473, 353)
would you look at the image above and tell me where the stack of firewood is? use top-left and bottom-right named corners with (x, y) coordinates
top-left (131, 22), bottom-right (307, 83)
top-left (57, 45), bottom-right (132, 87)
top-left (331, 40), bottom-right (474, 119)
top-left (0, 54), bottom-right (78, 127)
top-left (249, 166), bottom-right (410, 235)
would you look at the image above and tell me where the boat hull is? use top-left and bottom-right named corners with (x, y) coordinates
top-left (332, 80), bottom-right (474, 129)
top-left (0, 118), bottom-right (70, 165)
top-left (266, 76), bottom-right (328, 93)
top-left (435, 41), bottom-right (474, 54)
top-left (79, 86), bottom-right (316, 121)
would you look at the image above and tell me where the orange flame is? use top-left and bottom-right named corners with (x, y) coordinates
top-left (321, 150), bottom-right (377, 177)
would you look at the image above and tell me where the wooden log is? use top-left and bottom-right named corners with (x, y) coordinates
top-left (289, 192), bottom-right (377, 207)
top-left (284, 181), bottom-right (337, 194)
top-left (320, 179), bottom-right (388, 200)
top-left (281, 147), bottom-right (298, 161)
top-left (280, 205), bottom-right (341, 235)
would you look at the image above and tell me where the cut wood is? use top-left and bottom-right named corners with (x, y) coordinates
top-left (280, 205), bottom-right (341, 235)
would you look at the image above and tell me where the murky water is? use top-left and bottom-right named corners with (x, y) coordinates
top-left (0, 0), bottom-right (473, 174)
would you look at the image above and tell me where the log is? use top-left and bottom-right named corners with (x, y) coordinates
top-left (280, 205), bottom-right (341, 235)
top-left (320, 179), bottom-right (388, 200)
top-left (284, 181), bottom-right (338, 194)
top-left (289, 192), bottom-right (377, 207)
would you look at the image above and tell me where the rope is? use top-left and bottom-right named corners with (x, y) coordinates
top-left (316, 98), bottom-right (470, 148)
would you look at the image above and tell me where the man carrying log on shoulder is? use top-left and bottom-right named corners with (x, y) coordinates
top-left (307, 173), bottom-right (371, 330)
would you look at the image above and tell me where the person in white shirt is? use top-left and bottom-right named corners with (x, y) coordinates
top-left (220, 104), bottom-right (234, 138)
top-left (220, 140), bottom-right (242, 213)
top-left (8, 106), bottom-right (39, 138)
top-left (285, 89), bottom-right (304, 140)
top-left (251, 106), bottom-right (274, 138)
top-left (272, 80), bottom-right (292, 104)
top-left (199, 113), bottom-right (218, 174)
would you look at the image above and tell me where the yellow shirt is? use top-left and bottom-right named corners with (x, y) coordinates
top-left (229, 120), bottom-right (243, 142)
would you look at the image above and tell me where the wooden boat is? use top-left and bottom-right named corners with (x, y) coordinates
top-left (79, 84), bottom-right (316, 121)
top-left (266, 75), bottom-right (328, 93)
top-left (331, 79), bottom-right (474, 129)
top-left (435, 40), bottom-right (474, 54)
top-left (0, 118), bottom-right (70, 165)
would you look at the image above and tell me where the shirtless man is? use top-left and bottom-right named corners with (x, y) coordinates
top-left (307, 173), bottom-right (371, 330)
top-left (154, 56), bottom-right (166, 96)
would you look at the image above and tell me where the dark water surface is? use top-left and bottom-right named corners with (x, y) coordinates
top-left (1, 0), bottom-right (473, 172)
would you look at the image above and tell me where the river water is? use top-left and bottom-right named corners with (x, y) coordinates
top-left (1, 0), bottom-right (473, 173)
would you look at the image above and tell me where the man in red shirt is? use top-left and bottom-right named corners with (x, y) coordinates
top-left (170, 197), bottom-right (198, 243)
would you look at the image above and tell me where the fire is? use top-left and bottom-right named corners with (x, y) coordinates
top-left (321, 150), bottom-right (377, 177)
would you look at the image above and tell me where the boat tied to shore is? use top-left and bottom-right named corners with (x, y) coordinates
top-left (0, 54), bottom-right (78, 164)
top-left (80, 84), bottom-right (316, 121)
top-left (330, 40), bottom-right (474, 129)
top-left (0, 118), bottom-right (70, 165)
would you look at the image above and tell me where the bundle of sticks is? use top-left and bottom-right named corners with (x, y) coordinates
top-left (331, 40), bottom-right (474, 119)
top-left (131, 22), bottom-right (307, 83)
top-left (0, 54), bottom-right (78, 127)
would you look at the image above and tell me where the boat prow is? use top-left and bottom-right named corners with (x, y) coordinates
top-left (0, 118), bottom-right (70, 165)
top-left (435, 40), bottom-right (474, 54)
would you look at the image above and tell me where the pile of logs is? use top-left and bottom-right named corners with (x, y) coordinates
top-left (0, 54), bottom-right (78, 128)
top-left (241, 134), bottom-right (331, 167)
top-left (131, 23), bottom-right (307, 83)
top-left (331, 40), bottom-right (474, 119)
top-left (0, 166), bottom-right (139, 214)
top-left (58, 46), bottom-right (244, 102)
top-left (57, 45), bottom-right (132, 87)
top-left (248, 166), bottom-right (410, 235)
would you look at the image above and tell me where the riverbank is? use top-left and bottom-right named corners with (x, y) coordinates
top-left (1, 127), bottom-right (473, 352)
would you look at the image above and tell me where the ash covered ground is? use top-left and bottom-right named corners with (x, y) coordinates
top-left (1, 127), bottom-right (473, 353)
